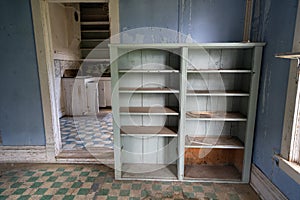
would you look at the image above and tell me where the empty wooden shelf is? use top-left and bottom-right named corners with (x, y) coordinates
top-left (186, 111), bottom-right (247, 121)
top-left (186, 90), bottom-right (249, 96)
top-left (187, 69), bottom-right (252, 73)
top-left (119, 87), bottom-right (179, 93)
top-left (121, 126), bottom-right (178, 136)
top-left (120, 107), bottom-right (179, 115)
top-left (184, 165), bottom-right (241, 180)
top-left (185, 136), bottom-right (244, 149)
top-left (119, 69), bottom-right (179, 73)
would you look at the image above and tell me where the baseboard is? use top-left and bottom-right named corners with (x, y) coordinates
top-left (250, 164), bottom-right (287, 200)
top-left (0, 146), bottom-right (47, 163)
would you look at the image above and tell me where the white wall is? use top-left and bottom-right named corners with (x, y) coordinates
top-left (49, 3), bottom-right (81, 60)
top-left (49, 3), bottom-right (81, 117)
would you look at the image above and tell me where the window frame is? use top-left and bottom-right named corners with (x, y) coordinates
top-left (278, 1), bottom-right (300, 184)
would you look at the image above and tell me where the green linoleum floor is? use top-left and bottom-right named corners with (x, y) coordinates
top-left (0, 164), bottom-right (260, 200)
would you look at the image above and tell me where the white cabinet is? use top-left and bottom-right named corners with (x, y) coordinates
top-left (98, 77), bottom-right (111, 107)
top-left (87, 81), bottom-right (99, 114)
top-left (62, 76), bottom-right (100, 116)
top-left (110, 43), bottom-right (264, 182)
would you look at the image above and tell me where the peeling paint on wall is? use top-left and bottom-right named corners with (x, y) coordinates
top-left (119, 0), bottom-right (246, 43)
top-left (252, 0), bottom-right (300, 199)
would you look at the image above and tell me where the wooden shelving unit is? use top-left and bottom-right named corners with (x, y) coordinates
top-left (110, 43), bottom-right (264, 182)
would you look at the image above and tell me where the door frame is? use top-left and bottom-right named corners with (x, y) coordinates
top-left (30, 0), bottom-right (119, 162)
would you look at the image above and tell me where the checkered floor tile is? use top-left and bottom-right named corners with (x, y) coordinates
top-left (60, 111), bottom-right (113, 150)
top-left (0, 164), bottom-right (260, 200)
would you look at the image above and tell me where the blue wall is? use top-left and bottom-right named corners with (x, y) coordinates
top-left (119, 0), bottom-right (246, 43)
top-left (0, 0), bottom-right (45, 145)
top-left (0, 0), bottom-right (298, 197)
top-left (251, 0), bottom-right (300, 199)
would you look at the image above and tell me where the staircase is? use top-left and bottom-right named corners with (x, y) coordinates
top-left (80, 3), bottom-right (110, 61)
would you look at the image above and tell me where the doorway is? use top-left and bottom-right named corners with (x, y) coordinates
top-left (31, 0), bottom-right (119, 162)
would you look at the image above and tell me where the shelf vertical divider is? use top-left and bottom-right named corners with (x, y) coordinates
top-left (242, 46), bottom-right (263, 182)
top-left (110, 45), bottom-right (121, 179)
top-left (178, 47), bottom-right (188, 180)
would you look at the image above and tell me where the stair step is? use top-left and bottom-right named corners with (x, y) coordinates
top-left (81, 48), bottom-right (109, 59)
top-left (80, 39), bottom-right (109, 48)
top-left (80, 3), bottom-right (108, 8)
top-left (81, 30), bottom-right (110, 33)
top-left (81, 14), bottom-right (109, 22)
top-left (81, 31), bottom-right (110, 40)
top-left (81, 8), bottom-right (108, 16)
top-left (81, 21), bottom-right (109, 25)
top-left (81, 25), bottom-right (110, 32)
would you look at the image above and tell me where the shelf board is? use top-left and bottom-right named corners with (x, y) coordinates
top-left (120, 126), bottom-right (178, 137)
top-left (119, 69), bottom-right (179, 73)
top-left (119, 87), bottom-right (179, 94)
top-left (187, 69), bottom-right (252, 73)
top-left (184, 165), bottom-right (241, 181)
top-left (120, 107), bottom-right (179, 115)
top-left (122, 163), bottom-right (177, 180)
top-left (185, 136), bottom-right (244, 149)
top-left (186, 111), bottom-right (247, 121)
top-left (186, 90), bottom-right (249, 97)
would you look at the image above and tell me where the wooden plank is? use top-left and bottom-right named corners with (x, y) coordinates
top-left (56, 148), bottom-right (113, 160)
top-left (242, 46), bottom-right (263, 183)
top-left (119, 69), bottom-right (179, 73)
top-left (110, 45), bottom-right (121, 179)
top-left (186, 90), bottom-right (249, 96)
top-left (0, 146), bottom-right (47, 163)
top-left (185, 136), bottom-right (244, 149)
top-left (81, 21), bottom-right (110, 25)
top-left (120, 107), bottom-right (179, 115)
top-left (109, 43), bottom-right (265, 49)
top-left (184, 165), bottom-right (241, 180)
top-left (275, 52), bottom-right (300, 59)
top-left (31, 0), bottom-right (61, 160)
top-left (119, 87), bottom-right (179, 93)
top-left (187, 69), bottom-right (252, 73)
top-left (122, 163), bottom-right (177, 179)
top-left (178, 47), bottom-right (188, 180)
top-left (120, 126), bottom-right (178, 136)
top-left (186, 111), bottom-right (247, 121)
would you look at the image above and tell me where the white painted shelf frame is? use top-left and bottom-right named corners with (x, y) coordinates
top-left (110, 43), bottom-right (264, 183)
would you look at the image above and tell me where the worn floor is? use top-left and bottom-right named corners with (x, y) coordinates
top-left (60, 110), bottom-right (113, 150)
top-left (0, 164), bottom-right (260, 200)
